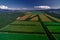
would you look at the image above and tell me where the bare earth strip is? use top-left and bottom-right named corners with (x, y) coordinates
top-left (30, 14), bottom-right (36, 18)
top-left (39, 14), bottom-right (52, 22)
top-left (45, 14), bottom-right (60, 22)
top-left (16, 14), bottom-right (32, 21)
top-left (31, 17), bottom-right (38, 21)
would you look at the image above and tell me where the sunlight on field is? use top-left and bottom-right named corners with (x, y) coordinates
top-left (45, 14), bottom-right (60, 22)
top-left (39, 14), bottom-right (52, 22)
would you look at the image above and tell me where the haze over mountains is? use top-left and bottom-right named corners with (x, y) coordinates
top-left (0, 5), bottom-right (60, 12)
top-left (0, 8), bottom-right (60, 12)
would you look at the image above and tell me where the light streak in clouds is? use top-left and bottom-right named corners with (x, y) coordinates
top-left (0, 5), bottom-right (8, 9)
top-left (0, 5), bottom-right (28, 10)
top-left (34, 6), bottom-right (51, 9)
top-left (0, 5), bottom-right (21, 10)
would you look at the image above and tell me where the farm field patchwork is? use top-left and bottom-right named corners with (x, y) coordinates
top-left (47, 26), bottom-right (60, 32)
top-left (39, 14), bottom-right (52, 22)
top-left (0, 21), bottom-right (44, 33)
top-left (45, 14), bottom-right (60, 22)
top-left (0, 11), bottom-right (60, 40)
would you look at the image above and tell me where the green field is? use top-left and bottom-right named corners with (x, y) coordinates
top-left (54, 34), bottom-right (60, 40)
top-left (0, 33), bottom-right (48, 40)
top-left (0, 21), bottom-right (44, 32)
top-left (0, 11), bottom-right (60, 40)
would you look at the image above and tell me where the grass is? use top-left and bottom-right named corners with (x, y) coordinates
top-left (44, 22), bottom-right (60, 25)
top-left (0, 12), bottom-right (25, 28)
top-left (0, 20), bottom-right (44, 32)
top-left (47, 26), bottom-right (60, 32)
top-left (32, 12), bottom-right (41, 14)
top-left (31, 11), bottom-right (45, 14)
top-left (44, 22), bottom-right (60, 32)
top-left (0, 11), bottom-right (60, 40)
top-left (53, 34), bottom-right (60, 40)
top-left (11, 21), bottom-right (40, 25)
top-left (0, 25), bottom-right (44, 32)
top-left (0, 33), bottom-right (48, 40)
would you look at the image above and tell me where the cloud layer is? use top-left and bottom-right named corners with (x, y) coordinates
top-left (0, 5), bottom-right (28, 10)
top-left (34, 6), bottom-right (51, 9)
top-left (0, 5), bottom-right (51, 10)
top-left (0, 5), bottom-right (8, 9)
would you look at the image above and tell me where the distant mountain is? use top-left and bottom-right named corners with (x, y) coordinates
top-left (38, 9), bottom-right (60, 12)
top-left (0, 9), bottom-right (60, 12)
top-left (44, 9), bottom-right (60, 12)
top-left (0, 9), bottom-right (14, 12)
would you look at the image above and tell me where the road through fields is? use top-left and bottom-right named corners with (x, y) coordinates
top-left (37, 15), bottom-right (56, 40)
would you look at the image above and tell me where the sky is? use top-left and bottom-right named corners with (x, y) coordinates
top-left (0, 0), bottom-right (60, 10)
